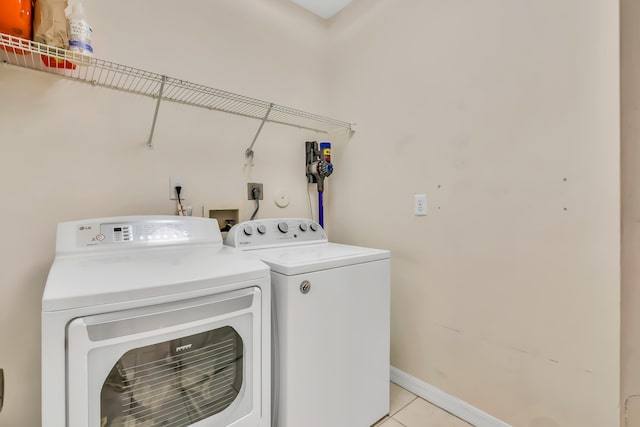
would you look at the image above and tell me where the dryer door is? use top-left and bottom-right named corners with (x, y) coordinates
top-left (66, 287), bottom-right (262, 427)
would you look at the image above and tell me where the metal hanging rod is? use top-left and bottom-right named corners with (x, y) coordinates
top-left (0, 33), bottom-right (355, 140)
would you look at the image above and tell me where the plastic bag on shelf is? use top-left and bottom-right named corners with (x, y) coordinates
top-left (33, 0), bottom-right (67, 48)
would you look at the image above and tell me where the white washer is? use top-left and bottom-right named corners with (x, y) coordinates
top-left (42, 216), bottom-right (271, 427)
top-left (226, 218), bottom-right (390, 427)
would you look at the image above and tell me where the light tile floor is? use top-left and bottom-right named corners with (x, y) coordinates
top-left (373, 383), bottom-right (473, 427)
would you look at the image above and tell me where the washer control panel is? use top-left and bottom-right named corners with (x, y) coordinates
top-left (225, 218), bottom-right (327, 249)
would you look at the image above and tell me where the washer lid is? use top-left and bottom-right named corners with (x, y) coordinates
top-left (43, 245), bottom-right (269, 312)
top-left (248, 242), bottom-right (390, 276)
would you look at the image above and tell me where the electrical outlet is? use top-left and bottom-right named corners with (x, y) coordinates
top-left (247, 183), bottom-right (264, 200)
top-left (414, 194), bottom-right (427, 216)
top-left (170, 176), bottom-right (185, 200)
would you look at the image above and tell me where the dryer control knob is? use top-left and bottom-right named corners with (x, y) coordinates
top-left (277, 222), bottom-right (289, 233)
top-left (257, 224), bottom-right (267, 234)
top-left (309, 223), bottom-right (318, 231)
top-left (299, 223), bottom-right (308, 232)
top-left (243, 226), bottom-right (254, 236)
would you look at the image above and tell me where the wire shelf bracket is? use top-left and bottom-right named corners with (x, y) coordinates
top-left (0, 33), bottom-right (356, 150)
top-left (147, 75), bottom-right (167, 149)
top-left (245, 102), bottom-right (274, 163)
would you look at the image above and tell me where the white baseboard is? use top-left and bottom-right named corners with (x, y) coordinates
top-left (390, 366), bottom-right (511, 427)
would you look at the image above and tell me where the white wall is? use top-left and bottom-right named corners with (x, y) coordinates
top-left (0, 1), bottom-right (330, 425)
top-left (327, 1), bottom-right (620, 426)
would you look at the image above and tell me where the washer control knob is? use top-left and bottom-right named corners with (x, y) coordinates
top-left (299, 223), bottom-right (308, 232)
top-left (257, 224), bottom-right (267, 234)
top-left (243, 226), bottom-right (254, 236)
top-left (309, 223), bottom-right (318, 232)
top-left (277, 222), bottom-right (289, 233)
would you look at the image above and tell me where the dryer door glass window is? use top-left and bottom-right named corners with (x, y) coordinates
top-left (100, 326), bottom-right (243, 427)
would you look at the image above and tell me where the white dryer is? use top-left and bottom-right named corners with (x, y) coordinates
top-left (226, 218), bottom-right (390, 427)
top-left (42, 216), bottom-right (271, 427)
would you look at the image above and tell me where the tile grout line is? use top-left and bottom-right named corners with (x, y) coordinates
top-left (391, 396), bottom-right (474, 427)
top-left (390, 417), bottom-right (409, 427)
top-left (390, 395), bottom-right (419, 417)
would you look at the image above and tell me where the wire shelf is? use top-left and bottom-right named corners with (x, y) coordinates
top-left (0, 33), bottom-right (353, 137)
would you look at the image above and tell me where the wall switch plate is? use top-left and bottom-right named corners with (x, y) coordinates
top-left (414, 194), bottom-right (427, 216)
top-left (170, 176), bottom-right (185, 200)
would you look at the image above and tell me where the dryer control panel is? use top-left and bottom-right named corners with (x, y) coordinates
top-left (77, 221), bottom-right (192, 247)
top-left (55, 216), bottom-right (223, 253)
top-left (225, 218), bottom-right (327, 249)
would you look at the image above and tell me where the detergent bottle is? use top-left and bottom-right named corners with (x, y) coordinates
top-left (0, 0), bottom-right (33, 54)
top-left (67, 1), bottom-right (93, 55)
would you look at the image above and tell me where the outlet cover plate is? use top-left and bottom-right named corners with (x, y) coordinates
top-left (170, 176), bottom-right (185, 200)
top-left (247, 183), bottom-right (264, 200)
